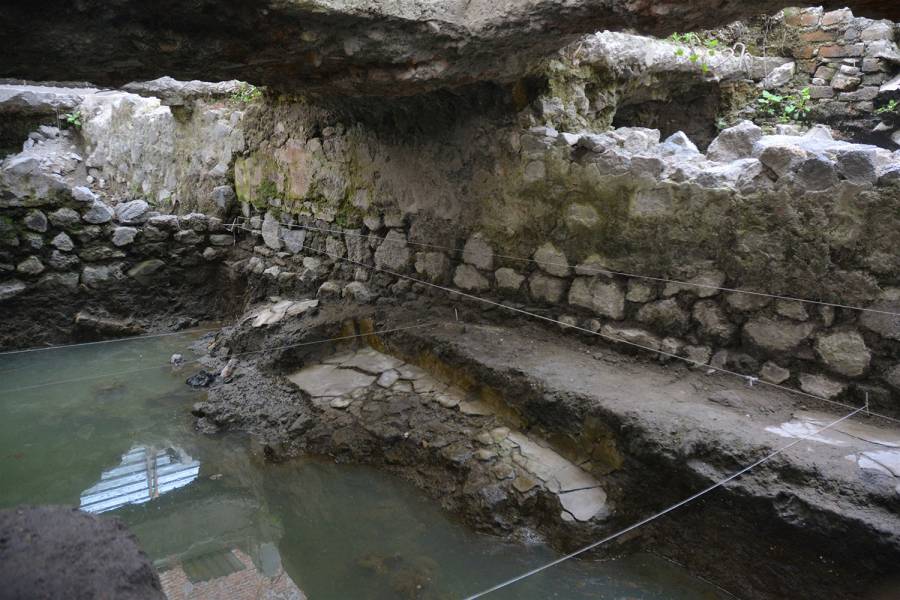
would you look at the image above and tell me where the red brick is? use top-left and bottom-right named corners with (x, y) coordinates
top-left (819, 44), bottom-right (864, 58)
top-left (793, 45), bottom-right (818, 59)
top-left (821, 8), bottom-right (853, 27)
top-left (800, 30), bottom-right (837, 43)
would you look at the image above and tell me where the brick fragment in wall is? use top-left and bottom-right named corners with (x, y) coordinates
top-left (820, 8), bottom-right (853, 27)
top-left (800, 30), bottom-right (838, 43)
top-left (819, 44), bottom-right (864, 59)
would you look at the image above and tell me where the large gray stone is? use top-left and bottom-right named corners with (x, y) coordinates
top-left (70, 186), bottom-right (97, 203)
top-left (0, 279), bottom-right (27, 301)
top-left (281, 229), bottom-right (306, 253)
top-left (82, 200), bottom-right (114, 224)
top-left (48, 249), bottom-right (79, 270)
top-left (744, 317), bottom-right (815, 352)
top-left (373, 230), bottom-right (411, 271)
top-left (815, 330), bottom-right (871, 377)
top-left (148, 214), bottom-right (180, 230)
top-left (261, 212), bottom-right (282, 250)
top-left (836, 148), bottom-right (878, 185)
top-left (662, 270), bottom-right (725, 298)
top-left (884, 364), bottom-right (900, 391)
top-left (636, 298), bottom-right (690, 332)
top-left (792, 156), bottom-right (839, 191)
top-left (599, 323), bottom-right (662, 351)
top-left (495, 267), bottom-right (525, 291)
top-left (706, 121), bottom-right (763, 162)
top-left (415, 252), bottom-right (450, 282)
top-left (758, 144), bottom-right (809, 179)
top-left (173, 230), bottom-right (202, 245)
top-left (114, 200), bottom-right (150, 224)
top-left (693, 300), bottom-right (735, 341)
top-left (568, 277), bottom-right (625, 319)
top-left (16, 256), bottom-right (44, 275)
top-left (694, 159), bottom-right (771, 192)
top-left (760, 61), bottom-right (795, 89)
top-left (462, 233), bottom-right (493, 271)
top-left (529, 272), bottom-right (568, 303)
top-left (453, 264), bottom-right (490, 291)
top-left (799, 373), bottom-right (846, 399)
top-left (342, 281), bottom-right (372, 303)
top-left (287, 363), bottom-right (374, 398)
top-left (111, 227), bottom-right (138, 246)
top-left (859, 288), bottom-right (900, 341)
top-left (660, 131), bottom-right (699, 156)
top-left (24, 209), bottom-right (47, 232)
top-left (51, 232), bottom-right (74, 251)
top-left (48, 207), bottom-right (81, 228)
top-left (81, 263), bottom-right (125, 288)
top-left (533, 243), bottom-right (570, 277)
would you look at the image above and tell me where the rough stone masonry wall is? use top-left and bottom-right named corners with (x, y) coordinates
top-left (0, 125), bottom-right (234, 346)
top-left (232, 116), bottom-right (900, 415)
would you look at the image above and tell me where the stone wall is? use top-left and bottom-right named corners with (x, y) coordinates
top-left (2, 42), bottom-right (899, 409)
top-left (232, 119), bottom-right (900, 414)
top-left (0, 125), bottom-right (233, 346)
top-left (79, 90), bottom-right (246, 216)
top-left (743, 6), bottom-right (899, 144)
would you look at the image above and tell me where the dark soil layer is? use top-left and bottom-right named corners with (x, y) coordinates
top-left (0, 505), bottom-right (165, 600)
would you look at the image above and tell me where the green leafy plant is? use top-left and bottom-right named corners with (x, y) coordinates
top-left (668, 32), bottom-right (720, 74)
top-left (756, 88), bottom-right (811, 123)
top-left (876, 99), bottom-right (898, 115)
top-left (62, 110), bottom-right (83, 129)
top-left (230, 83), bottom-right (263, 104)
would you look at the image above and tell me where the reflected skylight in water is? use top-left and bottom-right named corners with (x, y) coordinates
top-left (80, 445), bottom-right (200, 514)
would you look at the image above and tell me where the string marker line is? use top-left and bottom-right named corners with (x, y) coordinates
top-left (234, 224), bottom-right (900, 427)
top-left (0, 321), bottom-right (432, 395)
top-left (232, 218), bottom-right (899, 318)
top-left (462, 405), bottom-right (865, 599)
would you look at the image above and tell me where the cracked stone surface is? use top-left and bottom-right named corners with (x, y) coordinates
top-left (286, 363), bottom-right (374, 398)
top-left (285, 344), bottom-right (609, 522)
top-left (251, 299), bottom-right (319, 328)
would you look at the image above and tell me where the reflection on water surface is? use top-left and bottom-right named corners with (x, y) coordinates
top-left (0, 333), bottom-right (729, 599)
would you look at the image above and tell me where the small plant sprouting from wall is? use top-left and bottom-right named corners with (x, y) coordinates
top-left (230, 83), bottom-right (263, 104)
top-left (756, 88), bottom-right (811, 123)
top-left (875, 99), bottom-right (898, 116)
top-left (62, 110), bottom-right (83, 129)
top-left (668, 32), bottom-right (721, 74)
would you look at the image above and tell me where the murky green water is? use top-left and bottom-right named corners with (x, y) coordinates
top-left (0, 334), bottom-right (728, 599)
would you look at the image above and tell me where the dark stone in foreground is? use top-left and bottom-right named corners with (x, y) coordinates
top-left (0, 505), bottom-right (165, 600)
top-left (186, 369), bottom-right (215, 388)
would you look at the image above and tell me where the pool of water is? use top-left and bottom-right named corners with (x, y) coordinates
top-left (0, 334), bottom-right (729, 599)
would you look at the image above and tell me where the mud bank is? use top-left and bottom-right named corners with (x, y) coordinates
top-left (190, 299), bottom-right (900, 600)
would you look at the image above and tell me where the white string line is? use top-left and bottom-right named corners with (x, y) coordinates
top-left (235, 224), bottom-right (900, 426)
top-left (235, 218), bottom-right (900, 318)
top-left (462, 405), bottom-right (866, 599)
top-left (0, 327), bottom-right (222, 357)
top-left (0, 322), bottom-right (432, 395)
